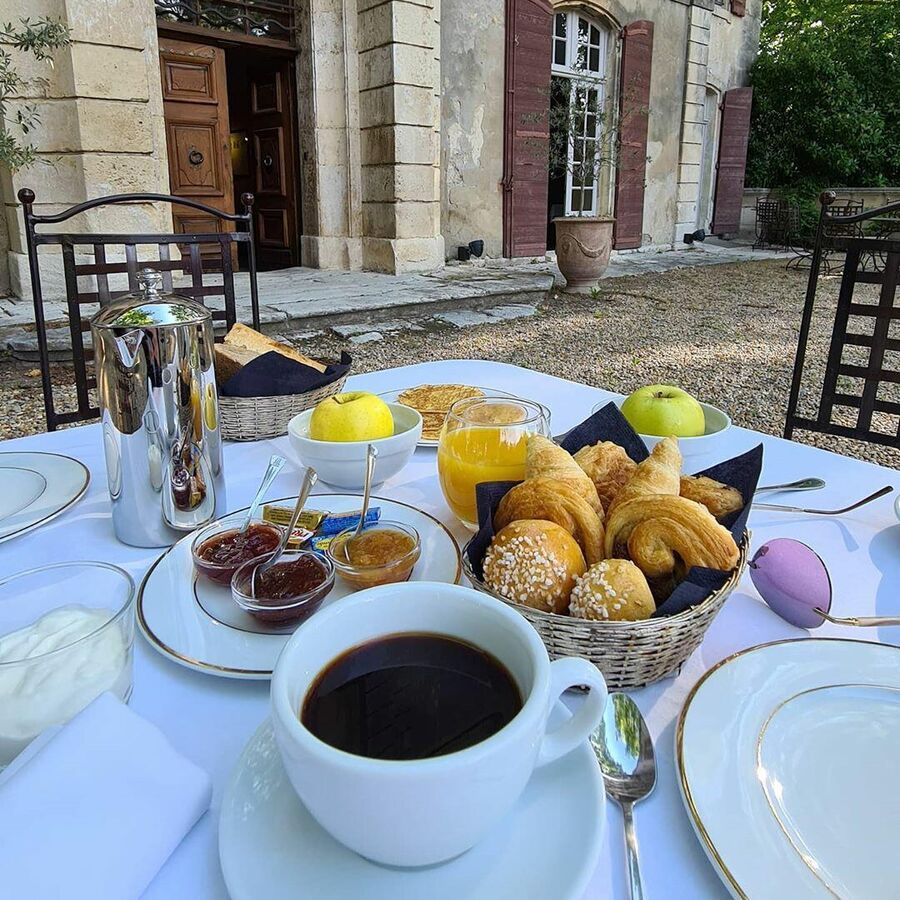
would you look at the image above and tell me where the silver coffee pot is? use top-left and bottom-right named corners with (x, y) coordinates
top-left (91, 269), bottom-right (225, 547)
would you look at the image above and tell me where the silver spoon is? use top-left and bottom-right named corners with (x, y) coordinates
top-left (344, 444), bottom-right (378, 561)
top-left (591, 693), bottom-right (656, 900)
top-left (239, 454), bottom-right (286, 533)
top-left (251, 466), bottom-right (317, 598)
top-left (753, 484), bottom-right (893, 515)
top-left (814, 609), bottom-right (900, 627)
top-left (755, 477), bottom-right (825, 496)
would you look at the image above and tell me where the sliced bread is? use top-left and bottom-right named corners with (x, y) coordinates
top-left (223, 323), bottom-right (327, 373)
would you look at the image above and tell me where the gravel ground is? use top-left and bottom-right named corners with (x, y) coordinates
top-left (2, 259), bottom-right (898, 470)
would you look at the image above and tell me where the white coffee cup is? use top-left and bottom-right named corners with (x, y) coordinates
top-left (271, 581), bottom-right (608, 867)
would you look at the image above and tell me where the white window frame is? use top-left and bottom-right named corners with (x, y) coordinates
top-left (551, 11), bottom-right (612, 217)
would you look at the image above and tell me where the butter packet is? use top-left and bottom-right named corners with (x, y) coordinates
top-left (262, 505), bottom-right (327, 532)
top-left (318, 508), bottom-right (381, 536)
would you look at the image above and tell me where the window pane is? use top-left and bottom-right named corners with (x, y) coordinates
top-left (590, 25), bottom-right (601, 46)
top-left (570, 187), bottom-right (582, 211)
top-left (588, 47), bottom-right (600, 72)
top-left (578, 17), bottom-right (588, 40)
top-left (581, 190), bottom-right (594, 213)
top-left (554, 39), bottom-right (566, 66)
top-left (555, 13), bottom-right (566, 39)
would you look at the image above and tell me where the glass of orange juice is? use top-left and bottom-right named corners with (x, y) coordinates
top-left (437, 397), bottom-right (550, 529)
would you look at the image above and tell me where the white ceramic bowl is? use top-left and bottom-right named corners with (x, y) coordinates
top-left (287, 403), bottom-right (423, 488)
top-left (593, 399), bottom-right (732, 470)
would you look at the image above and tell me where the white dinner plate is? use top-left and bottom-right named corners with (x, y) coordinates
top-left (137, 494), bottom-right (461, 679)
top-left (677, 638), bottom-right (900, 899)
top-left (378, 385), bottom-right (520, 447)
top-left (219, 711), bottom-right (605, 900)
top-left (0, 452), bottom-right (90, 544)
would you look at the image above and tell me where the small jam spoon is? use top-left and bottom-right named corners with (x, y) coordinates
top-left (344, 444), bottom-right (378, 561)
top-left (251, 466), bottom-right (317, 598)
top-left (754, 477), bottom-right (825, 496)
top-left (239, 454), bottom-right (286, 534)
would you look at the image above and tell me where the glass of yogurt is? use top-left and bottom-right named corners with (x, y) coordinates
top-left (0, 561), bottom-right (136, 768)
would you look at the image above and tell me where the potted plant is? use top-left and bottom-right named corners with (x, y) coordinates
top-left (548, 75), bottom-right (619, 289)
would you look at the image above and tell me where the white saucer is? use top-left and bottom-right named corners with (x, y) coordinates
top-left (219, 709), bottom-right (605, 900)
top-left (0, 452), bottom-right (90, 543)
top-left (677, 638), bottom-right (900, 899)
top-left (137, 494), bottom-right (461, 679)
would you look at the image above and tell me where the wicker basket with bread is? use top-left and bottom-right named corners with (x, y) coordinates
top-left (463, 406), bottom-right (760, 689)
top-left (214, 324), bottom-right (350, 441)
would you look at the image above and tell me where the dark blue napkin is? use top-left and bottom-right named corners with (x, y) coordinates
top-left (221, 350), bottom-right (352, 398)
top-left (465, 402), bottom-right (763, 618)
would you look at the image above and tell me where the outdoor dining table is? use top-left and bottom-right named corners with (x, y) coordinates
top-left (3, 359), bottom-right (898, 899)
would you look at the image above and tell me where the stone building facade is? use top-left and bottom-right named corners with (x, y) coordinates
top-left (0, 0), bottom-right (760, 297)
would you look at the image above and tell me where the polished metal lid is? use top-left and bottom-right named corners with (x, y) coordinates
top-left (91, 268), bottom-right (210, 329)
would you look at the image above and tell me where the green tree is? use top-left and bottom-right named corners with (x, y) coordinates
top-left (0, 17), bottom-right (71, 172)
top-left (747, 0), bottom-right (900, 192)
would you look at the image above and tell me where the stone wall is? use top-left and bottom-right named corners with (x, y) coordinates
top-left (739, 186), bottom-right (900, 237)
top-left (440, 0), bottom-right (505, 260)
top-left (0, 0), bottom-right (171, 298)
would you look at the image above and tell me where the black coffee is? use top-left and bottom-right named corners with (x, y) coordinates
top-left (301, 633), bottom-right (522, 761)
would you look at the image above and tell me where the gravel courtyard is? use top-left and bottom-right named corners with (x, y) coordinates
top-left (2, 258), bottom-right (898, 470)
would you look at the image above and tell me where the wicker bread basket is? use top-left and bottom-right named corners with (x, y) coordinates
top-left (463, 533), bottom-right (749, 690)
top-left (218, 373), bottom-right (348, 441)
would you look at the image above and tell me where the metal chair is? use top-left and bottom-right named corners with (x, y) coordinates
top-left (785, 191), bottom-right (900, 449)
top-left (786, 198), bottom-right (863, 274)
top-left (18, 189), bottom-right (261, 431)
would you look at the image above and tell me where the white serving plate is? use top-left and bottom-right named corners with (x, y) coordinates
top-left (0, 452), bottom-right (90, 544)
top-left (137, 494), bottom-right (461, 679)
top-left (378, 385), bottom-right (521, 447)
top-left (677, 638), bottom-right (900, 899)
top-left (219, 710), bottom-right (605, 900)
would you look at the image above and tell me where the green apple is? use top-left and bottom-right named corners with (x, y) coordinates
top-left (309, 392), bottom-right (394, 442)
top-left (620, 385), bottom-right (705, 437)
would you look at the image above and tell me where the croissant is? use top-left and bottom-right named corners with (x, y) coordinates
top-left (679, 475), bottom-right (743, 520)
top-left (604, 495), bottom-right (740, 580)
top-left (607, 436), bottom-right (682, 515)
top-left (526, 434), bottom-right (602, 514)
top-left (573, 441), bottom-right (637, 513)
top-left (494, 476), bottom-right (605, 564)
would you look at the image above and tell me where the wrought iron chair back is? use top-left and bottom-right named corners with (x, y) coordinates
top-left (785, 190), bottom-right (900, 449)
top-left (18, 189), bottom-right (260, 431)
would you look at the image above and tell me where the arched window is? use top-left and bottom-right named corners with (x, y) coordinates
top-left (549, 11), bottom-right (614, 220)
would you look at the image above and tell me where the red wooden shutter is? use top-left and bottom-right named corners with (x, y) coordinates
top-left (710, 86), bottom-right (753, 236)
top-left (730, 0), bottom-right (746, 17)
top-left (502, 0), bottom-right (553, 258)
top-left (613, 21), bottom-right (654, 251)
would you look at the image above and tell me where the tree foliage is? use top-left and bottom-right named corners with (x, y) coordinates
top-left (0, 17), bottom-right (71, 172)
top-left (746, 0), bottom-right (900, 191)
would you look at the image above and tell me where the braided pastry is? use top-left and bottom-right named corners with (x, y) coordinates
top-left (604, 495), bottom-right (739, 579)
top-left (494, 476), bottom-right (605, 564)
top-left (607, 436), bottom-right (682, 516)
top-left (573, 441), bottom-right (637, 513)
top-left (525, 434), bottom-right (602, 514)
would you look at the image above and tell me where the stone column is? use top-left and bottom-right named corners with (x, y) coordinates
top-left (296, 0), bottom-right (364, 269)
top-left (0, 0), bottom-right (170, 298)
top-left (357, 0), bottom-right (444, 274)
top-left (673, 0), bottom-right (713, 245)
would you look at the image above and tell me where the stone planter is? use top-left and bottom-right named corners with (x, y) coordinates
top-left (553, 216), bottom-right (615, 290)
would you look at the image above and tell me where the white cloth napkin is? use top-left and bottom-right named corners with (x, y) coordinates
top-left (0, 692), bottom-right (212, 900)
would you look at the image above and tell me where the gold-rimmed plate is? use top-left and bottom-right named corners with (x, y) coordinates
top-left (676, 638), bottom-right (900, 899)
top-left (0, 452), bottom-right (90, 544)
top-left (137, 494), bottom-right (461, 680)
top-left (378, 385), bottom-right (519, 447)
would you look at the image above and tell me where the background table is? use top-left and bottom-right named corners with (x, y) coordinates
top-left (3, 360), bottom-right (898, 899)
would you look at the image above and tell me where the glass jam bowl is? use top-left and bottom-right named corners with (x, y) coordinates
top-left (326, 520), bottom-right (421, 590)
top-left (231, 550), bottom-right (334, 625)
top-left (191, 517), bottom-right (284, 585)
top-left (0, 561), bottom-right (135, 768)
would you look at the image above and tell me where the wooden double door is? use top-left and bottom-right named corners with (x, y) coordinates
top-left (158, 36), bottom-right (300, 269)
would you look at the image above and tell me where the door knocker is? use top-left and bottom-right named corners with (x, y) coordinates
top-left (262, 154), bottom-right (274, 169)
top-left (188, 148), bottom-right (204, 166)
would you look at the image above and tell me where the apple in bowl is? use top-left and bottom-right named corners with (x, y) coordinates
top-left (289, 393), bottom-right (422, 489)
top-left (616, 385), bottom-right (731, 466)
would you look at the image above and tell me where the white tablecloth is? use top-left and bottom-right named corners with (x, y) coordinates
top-left (3, 360), bottom-right (898, 899)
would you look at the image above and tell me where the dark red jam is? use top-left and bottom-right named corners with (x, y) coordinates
top-left (252, 555), bottom-right (328, 602)
top-left (194, 524), bottom-right (281, 585)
